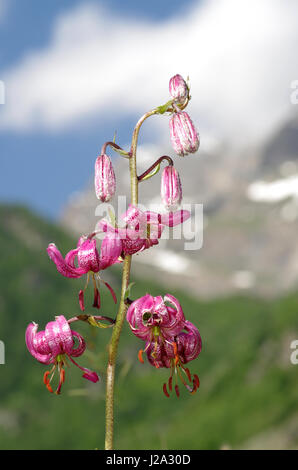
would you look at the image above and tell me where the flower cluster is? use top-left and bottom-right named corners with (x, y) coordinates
top-left (126, 294), bottom-right (201, 397)
top-left (25, 73), bottom-right (201, 400)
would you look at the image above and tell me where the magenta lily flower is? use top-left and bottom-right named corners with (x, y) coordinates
top-left (146, 321), bottom-right (201, 398)
top-left (47, 234), bottom-right (122, 310)
top-left (98, 204), bottom-right (190, 256)
top-left (126, 293), bottom-right (186, 342)
top-left (25, 315), bottom-right (99, 394)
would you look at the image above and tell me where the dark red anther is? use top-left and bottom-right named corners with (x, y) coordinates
top-left (185, 367), bottom-right (192, 382)
top-left (79, 289), bottom-right (85, 311)
top-left (163, 383), bottom-right (170, 398)
top-left (168, 376), bottom-right (173, 391)
top-left (93, 287), bottom-right (101, 309)
top-left (175, 384), bottom-right (180, 398)
top-left (194, 374), bottom-right (200, 388)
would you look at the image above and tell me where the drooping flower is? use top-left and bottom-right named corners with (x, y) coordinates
top-left (169, 74), bottom-right (189, 104)
top-left (146, 321), bottom-right (201, 397)
top-left (126, 293), bottom-right (186, 342)
top-left (25, 315), bottom-right (99, 394)
top-left (98, 204), bottom-right (190, 256)
top-left (161, 165), bottom-right (182, 211)
top-left (95, 154), bottom-right (116, 202)
top-left (47, 234), bottom-right (122, 310)
top-left (169, 111), bottom-right (199, 157)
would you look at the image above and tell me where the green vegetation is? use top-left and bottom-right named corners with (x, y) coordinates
top-left (0, 204), bottom-right (298, 449)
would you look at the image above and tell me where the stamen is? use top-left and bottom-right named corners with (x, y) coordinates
top-left (138, 349), bottom-right (144, 364)
top-left (175, 384), bottom-right (180, 398)
top-left (79, 289), bottom-right (85, 312)
top-left (43, 371), bottom-right (54, 394)
top-left (168, 376), bottom-right (173, 391)
top-left (194, 374), bottom-right (200, 388)
top-left (163, 383), bottom-right (170, 398)
top-left (185, 367), bottom-right (192, 382)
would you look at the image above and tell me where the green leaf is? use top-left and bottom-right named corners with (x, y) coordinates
top-left (87, 316), bottom-right (112, 329)
top-left (156, 99), bottom-right (173, 115)
top-left (124, 282), bottom-right (135, 300)
top-left (141, 163), bottom-right (160, 181)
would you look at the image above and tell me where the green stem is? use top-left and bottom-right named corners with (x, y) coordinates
top-left (104, 109), bottom-right (157, 450)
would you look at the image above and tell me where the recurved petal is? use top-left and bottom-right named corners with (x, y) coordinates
top-left (99, 233), bottom-right (122, 270)
top-left (47, 243), bottom-right (85, 278)
top-left (176, 320), bottom-right (202, 363)
top-left (122, 205), bottom-right (147, 235)
top-left (25, 323), bottom-right (52, 364)
top-left (160, 210), bottom-right (190, 227)
top-left (77, 239), bottom-right (100, 273)
top-left (70, 330), bottom-right (86, 357)
top-left (45, 315), bottom-right (74, 357)
top-left (126, 294), bottom-right (154, 339)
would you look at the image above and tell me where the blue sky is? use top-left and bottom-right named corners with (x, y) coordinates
top-left (0, 0), bottom-right (196, 219)
top-left (0, 0), bottom-right (297, 219)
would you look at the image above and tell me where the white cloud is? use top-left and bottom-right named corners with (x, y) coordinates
top-left (247, 175), bottom-right (298, 203)
top-left (1, 0), bottom-right (298, 146)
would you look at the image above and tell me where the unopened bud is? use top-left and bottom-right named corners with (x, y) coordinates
top-left (169, 74), bottom-right (188, 103)
top-left (161, 165), bottom-right (182, 211)
top-left (169, 112), bottom-right (199, 157)
top-left (94, 154), bottom-right (116, 202)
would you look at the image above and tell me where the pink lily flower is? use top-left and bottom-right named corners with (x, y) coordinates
top-left (146, 321), bottom-right (202, 398)
top-left (98, 204), bottom-right (190, 256)
top-left (47, 234), bottom-right (122, 310)
top-left (25, 315), bottom-right (99, 394)
top-left (126, 293), bottom-right (186, 341)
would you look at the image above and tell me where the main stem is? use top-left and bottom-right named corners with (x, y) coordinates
top-left (104, 109), bottom-right (157, 450)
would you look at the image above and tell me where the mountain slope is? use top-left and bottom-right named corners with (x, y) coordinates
top-left (1, 205), bottom-right (298, 449)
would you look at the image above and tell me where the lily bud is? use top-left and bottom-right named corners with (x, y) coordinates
top-left (94, 154), bottom-right (116, 202)
top-left (169, 112), bottom-right (199, 157)
top-left (161, 165), bottom-right (182, 211)
top-left (169, 74), bottom-right (188, 103)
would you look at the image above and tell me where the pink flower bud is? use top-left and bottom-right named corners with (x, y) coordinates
top-left (169, 74), bottom-right (188, 103)
top-left (94, 154), bottom-right (116, 202)
top-left (169, 112), bottom-right (200, 157)
top-left (161, 165), bottom-right (182, 211)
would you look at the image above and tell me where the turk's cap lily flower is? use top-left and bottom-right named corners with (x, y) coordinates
top-left (47, 235), bottom-right (121, 278)
top-left (169, 74), bottom-right (189, 104)
top-left (161, 165), bottom-right (182, 211)
top-left (126, 293), bottom-right (186, 341)
top-left (140, 320), bottom-right (201, 398)
top-left (25, 315), bottom-right (99, 394)
top-left (47, 234), bottom-right (121, 310)
top-left (98, 204), bottom-right (190, 256)
top-left (169, 111), bottom-right (199, 157)
top-left (95, 154), bottom-right (116, 202)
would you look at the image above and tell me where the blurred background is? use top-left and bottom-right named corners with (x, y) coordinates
top-left (1, 0), bottom-right (298, 450)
